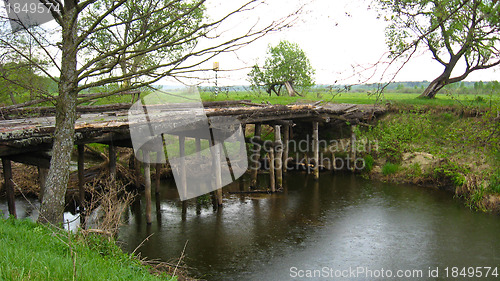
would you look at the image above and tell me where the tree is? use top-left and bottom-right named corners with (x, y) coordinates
top-left (379, 0), bottom-right (500, 98)
top-left (248, 40), bottom-right (315, 96)
top-left (0, 62), bottom-right (50, 105)
top-left (0, 0), bottom-right (297, 225)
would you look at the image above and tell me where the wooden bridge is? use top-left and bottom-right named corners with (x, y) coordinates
top-left (0, 100), bottom-right (385, 222)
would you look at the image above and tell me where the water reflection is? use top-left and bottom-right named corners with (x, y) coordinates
top-left (118, 173), bottom-right (500, 280)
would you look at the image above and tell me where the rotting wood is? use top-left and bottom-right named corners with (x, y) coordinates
top-left (38, 167), bottom-right (48, 203)
top-left (155, 154), bottom-right (161, 196)
top-left (351, 125), bottom-right (356, 171)
top-left (210, 137), bottom-right (223, 206)
top-left (250, 123), bottom-right (262, 187)
top-left (269, 147), bottom-right (276, 193)
top-left (143, 151), bottom-right (152, 225)
top-left (274, 125), bottom-right (283, 189)
top-left (77, 145), bottom-right (85, 227)
top-left (282, 124), bottom-right (290, 173)
top-left (1, 158), bottom-right (16, 218)
top-left (312, 121), bottom-right (319, 180)
top-left (109, 144), bottom-right (117, 184)
top-left (179, 135), bottom-right (187, 201)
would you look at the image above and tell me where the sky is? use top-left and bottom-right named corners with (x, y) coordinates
top-left (1, 0), bottom-right (498, 87)
top-left (188, 0), bottom-right (500, 87)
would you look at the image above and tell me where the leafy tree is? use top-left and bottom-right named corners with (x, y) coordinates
top-left (379, 0), bottom-right (500, 98)
top-left (0, 0), bottom-right (296, 225)
top-left (248, 40), bottom-right (315, 96)
top-left (0, 62), bottom-right (49, 105)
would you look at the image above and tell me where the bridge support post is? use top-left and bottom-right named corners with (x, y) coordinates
top-left (38, 167), bottom-right (48, 203)
top-left (179, 136), bottom-right (188, 215)
top-left (211, 139), bottom-right (223, 206)
top-left (282, 124), bottom-right (290, 173)
top-left (312, 121), bottom-right (319, 180)
top-left (2, 158), bottom-right (16, 218)
top-left (155, 162), bottom-right (161, 197)
top-left (269, 145), bottom-right (276, 193)
top-left (250, 123), bottom-right (262, 188)
top-left (77, 145), bottom-right (85, 227)
top-left (109, 144), bottom-right (117, 185)
top-left (195, 138), bottom-right (201, 158)
top-left (134, 151), bottom-right (141, 188)
top-left (351, 125), bottom-right (357, 171)
top-left (143, 151), bottom-right (152, 225)
top-left (274, 125), bottom-right (283, 190)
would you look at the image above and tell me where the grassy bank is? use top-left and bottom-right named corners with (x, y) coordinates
top-left (0, 217), bottom-right (176, 281)
top-left (356, 107), bottom-right (500, 212)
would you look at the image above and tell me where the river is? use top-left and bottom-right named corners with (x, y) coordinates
top-left (117, 173), bottom-right (500, 280)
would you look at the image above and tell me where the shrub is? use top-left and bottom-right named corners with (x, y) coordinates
top-left (489, 170), bottom-right (500, 194)
top-left (382, 162), bottom-right (399, 175)
top-left (364, 155), bottom-right (374, 172)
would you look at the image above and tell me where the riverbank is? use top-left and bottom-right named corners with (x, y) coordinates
top-left (356, 106), bottom-right (500, 213)
top-left (0, 217), bottom-right (177, 280)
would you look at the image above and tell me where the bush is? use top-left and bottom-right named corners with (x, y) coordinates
top-left (489, 170), bottom-right (500, 194)
top-left (364, 155), bottom-right (375, 172)
top-left (433, 161), bottom-right (467, 187)
top-left (382, 162), bottom-right (399, 175)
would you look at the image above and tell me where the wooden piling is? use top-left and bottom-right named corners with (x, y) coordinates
top-left (143, 151), bottom-right (152, 225)
top-left (209, 136), bottom-right (224, 206)
top-left (312, 121), bottom-right (320, 180)
top-left (213, 143), bottom-right (223, 206)
top-left (134, 151), bottom-right (141, 188)
top-left (37, 167), bottom-right (48, 203)
top-left (109, 144), bottom-right (116, 183)
top-left (268, 147), bottom-right (276, 193)
top-left (155, 163), bottom-right (161, 195)
top-left (195, 138), bottom-right (201, 158)
top-left (250, 123), bottom-right (262, 187)
top-left (179, 136), bottom-right (187, 200)
top-left (77, 145), bottom-right (85, 208)
top-left (1, 158), bottom-right (16, 218)
top-left (282, 124), bottom-right (290, 173)
top-left (274, 125), bottom-right (283, 189)
top-left (351, 125), bottom-right (357, 171)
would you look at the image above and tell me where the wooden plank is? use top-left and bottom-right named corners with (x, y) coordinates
top-left (1, 158), bottom-right (16, 218)
top-left (5, 151), bottom-right (51, 168)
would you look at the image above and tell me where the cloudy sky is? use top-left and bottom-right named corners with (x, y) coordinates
top-left (195, 0), bottom-right (499, 86)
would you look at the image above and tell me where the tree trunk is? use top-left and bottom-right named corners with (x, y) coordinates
top-left (420, 55), bottom-right (463, 99)
top-left (8, 92), bottom-right (17, 105)
top-left (284, 81), bottom-right (297, 96)
top-left (38, 3), bottom-right (79, 226)
top-left (419, 75), bottom-right (448, 98)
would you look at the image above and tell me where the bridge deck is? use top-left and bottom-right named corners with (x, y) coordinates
top-left (0, 102), bottom-right (385, 157)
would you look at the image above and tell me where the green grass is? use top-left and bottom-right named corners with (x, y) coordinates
top-left (199, 89), bottom-right (500, 108)
top-left (0, 218), bottom-right (175, 281)
top-left (382, 162), bottom-right (400, 175)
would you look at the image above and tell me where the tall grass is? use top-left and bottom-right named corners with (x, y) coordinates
top-left (0, 218), bottom-right (175, 280)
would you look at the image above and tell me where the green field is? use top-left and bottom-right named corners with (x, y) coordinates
top-left (199, 90), bottom-right (500, 108)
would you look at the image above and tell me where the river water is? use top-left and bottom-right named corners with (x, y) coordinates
top-left (116, 173), bottom-right (500, 280)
